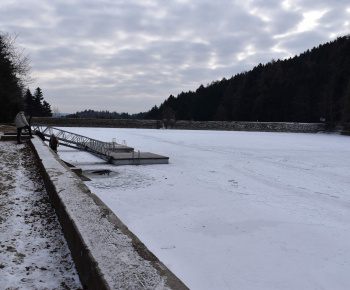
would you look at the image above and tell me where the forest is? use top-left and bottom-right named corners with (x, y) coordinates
top-left (66, 109), bottom-right (146, 119)
top-left (145, 35), bottom-right (350, 123)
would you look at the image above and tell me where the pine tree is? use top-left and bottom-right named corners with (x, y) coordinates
top-left (341, 78), bottom-right (350, 122)
top-left (23, 88), bottom-right (35, 116)
top-left (42, 100), bottom-right (52, 117)
top-left (33, 87), bottom-right (44, 116)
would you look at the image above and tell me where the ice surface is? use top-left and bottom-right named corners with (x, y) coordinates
top-left (58, 128), bottom-right (350, 290)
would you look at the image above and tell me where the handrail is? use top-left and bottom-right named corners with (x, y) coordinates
top-left (32, 124), bottom-right (116, 158)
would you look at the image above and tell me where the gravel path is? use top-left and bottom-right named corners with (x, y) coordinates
top-left (0, 126), bottom-right (82, 289)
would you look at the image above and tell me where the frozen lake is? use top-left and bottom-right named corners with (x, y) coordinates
top-left (57, 128), bottom-right (350, 290)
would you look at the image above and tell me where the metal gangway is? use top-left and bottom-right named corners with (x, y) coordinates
top-left (32, 125), bottom-right (123, 160)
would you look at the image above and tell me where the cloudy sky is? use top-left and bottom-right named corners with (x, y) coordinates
top-left (1, 0), bottom-right (349, 114)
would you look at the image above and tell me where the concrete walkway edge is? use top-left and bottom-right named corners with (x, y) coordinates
top-left (29, 136), bottom-right (188, 289)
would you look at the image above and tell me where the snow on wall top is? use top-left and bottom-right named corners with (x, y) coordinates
top-left (31, 137), bottom-right (172, 289)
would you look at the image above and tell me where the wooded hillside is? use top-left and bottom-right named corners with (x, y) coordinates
top-left (145, 35), bottom-right (350, 123)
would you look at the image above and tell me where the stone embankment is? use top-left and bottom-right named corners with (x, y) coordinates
top-left (173, 120), bottom-right (325, 133)
top-left (33, 117), bottom-right (350, 134)
top-left (33, 117), bottom-right (157, 129)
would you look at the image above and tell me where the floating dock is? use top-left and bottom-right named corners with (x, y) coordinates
top-left (109, 151), bottom-right (169, 165)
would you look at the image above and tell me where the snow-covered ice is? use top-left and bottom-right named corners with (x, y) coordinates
top-left (57, 128), bottom-right (350, 290)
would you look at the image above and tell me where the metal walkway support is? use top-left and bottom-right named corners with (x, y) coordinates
top-left (32, 125), bottom-right (169, 165)
top-left (32, 125), bottom-right (133, 160)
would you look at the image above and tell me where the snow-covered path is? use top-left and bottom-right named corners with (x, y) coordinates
top-left (0, 140), bottom-right (82, 289)
top-left (58, 128), bottom-right (350, 290)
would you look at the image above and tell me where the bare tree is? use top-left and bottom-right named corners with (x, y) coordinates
top-left (0, 30), bottom-right (34, 122)
top-left (52, 107), bottom-right (61, 117)
top-left (0, 30), bottom-right (34, 87)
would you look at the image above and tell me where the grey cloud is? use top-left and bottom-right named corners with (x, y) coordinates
top-left (291, 0), bottom-right (349, 10)
top-left (277, 31), bottom-right (330, 55)
top-left (266, 11), bottom-right (303, 35)
top-left (319, 8), bottom-right (350, 30)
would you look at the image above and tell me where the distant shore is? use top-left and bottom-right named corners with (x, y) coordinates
top-left (28, 117), bottom-right (350, 135)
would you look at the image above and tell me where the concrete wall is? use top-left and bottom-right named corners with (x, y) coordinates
top-left (29, 136), bottom-right (188, 290)
top-left (29, 139), bottom-right (111, 289)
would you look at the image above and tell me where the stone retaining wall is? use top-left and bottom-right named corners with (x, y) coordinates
top-left (33, 117), bottom-right (158, 129)
top-left (172, 121), bottom-right (326, 133)
top-left (32, 117), bottom-right (334, 133)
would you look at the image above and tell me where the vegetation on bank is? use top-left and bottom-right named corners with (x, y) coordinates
top-left (145, 35), bottom-right (350, 123)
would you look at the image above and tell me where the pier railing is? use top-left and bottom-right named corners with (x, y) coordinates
top-left (32, 125), bottom-right (116, 158)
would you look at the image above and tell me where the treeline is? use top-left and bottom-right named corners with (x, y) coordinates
top-left (0, 31), bottom-right (52, 122)
top-left (23, 87), bottom-right (52, 118)
top-left (66, 109), bottom-right (147, 120)
top-left (145, 35), bottom-right (350, 123)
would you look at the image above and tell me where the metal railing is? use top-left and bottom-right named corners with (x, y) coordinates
top-left (32, 125), bottom-right (116, 158)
